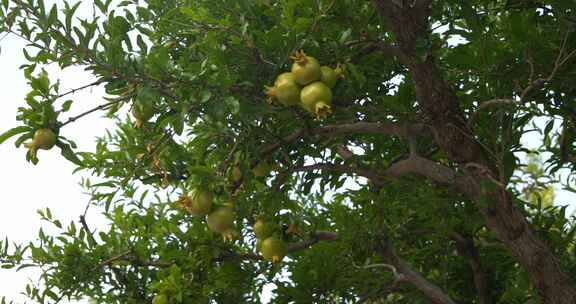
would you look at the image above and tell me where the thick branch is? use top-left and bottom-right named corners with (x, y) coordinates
top-left (287, 231), bottom-right (338, 252)
top-left (372, 1), bottom-right (576, 302)
top-left (261, 121), bottom-right (427, 157)
top-left (290, 163), bottom-right (386, 186)
top-left (288, 154), bottom-right (461, 190)
top-left (377, 238), bottom-right (457, 304)
top-left (383, 155), bottom-right (456, 184)
top-left (451, 232), bottom-right (491, 304)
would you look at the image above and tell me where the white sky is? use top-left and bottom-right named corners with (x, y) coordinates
top-left (0, 2), bottom-right (575, 303)
top-left (0, 33), bottom-right (112, 303)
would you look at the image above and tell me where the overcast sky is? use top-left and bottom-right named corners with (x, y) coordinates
top-left (0, 33), bottom-right (112, 304)
top-left (1, 2), bottom-right (575, 303)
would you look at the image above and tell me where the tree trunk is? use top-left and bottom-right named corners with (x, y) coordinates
top-left (372, 1), bottom-right (576, 302)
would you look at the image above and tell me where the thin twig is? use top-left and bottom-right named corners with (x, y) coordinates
top-left (59, 94), bottom-right (133, 127)
top-left (218, 139), bottom-right (241, 177)
top-left (56, 79), bottom-right (105, 99)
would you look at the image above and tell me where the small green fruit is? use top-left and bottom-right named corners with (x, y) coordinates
top-left (152, 294), bottom-right (168, 304)
top-left (266, 73), bottom-right (301, 106)
top-left (260, 236), bottom-right (288, 263)
top-left (207, 207), bottom-right (235, 234)
top-left (253, 219), bottom-right (275, 240)
top-left (132, 100), bottom-right (156, 128)
top-left (179, 189), bottom-right (213, 216)
top-left (27, 128), bottom-right (57, 150)
top-left (291, 50), bottom-right (321, 86)
top-left (300, 81), bottom-right (333, 118)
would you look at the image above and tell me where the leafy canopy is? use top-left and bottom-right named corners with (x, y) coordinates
top-left (1, 0), bottom-right (576, 303)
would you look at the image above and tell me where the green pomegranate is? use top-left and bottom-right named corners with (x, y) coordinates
top-left (26, 128), bottom-right (57, 150)
top-left (207, 207), bottom-right (235, 234)
top-left (253, 218), bottom-right (275, 240)
top-left (291, 50), bottom-right (321, 85)
top-left (266, 73), bottom-right (301, 106)
top-left (300, 81), bottom-right (333, 118)
top-left (131, 100), bottom-right (156, 128)
top-left (179, 189), bottom-right (213, 216)
top-left (152, 294), bottom-right (168, 304)
top-left (256, 239), bottom-right (263, 252)
top-left (260, 236), bottom-right (288, 263)
top-left (320, 64), bottom-right (343, 89)
top-left (252, 161), bottom-right (271, 178)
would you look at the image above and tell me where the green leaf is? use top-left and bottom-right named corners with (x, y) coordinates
top-left (0, 126), bottom-right (32, 145)
top-left (56, 142), bottom-right (83, 166)
top-left (61, 99), bottom-right (73, 112)
top-left (47, 4), bottom-right (57, 27)
top-left (30, 70), bottom-right (50, 94)
top-left (52, 220), bottom-right (62, 229)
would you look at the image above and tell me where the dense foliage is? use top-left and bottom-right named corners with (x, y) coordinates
top-left (1, 0), bottom-right (576, 303)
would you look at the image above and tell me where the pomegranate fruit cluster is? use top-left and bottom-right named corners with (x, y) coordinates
top-left (266, 50), bottom-right (342, 119)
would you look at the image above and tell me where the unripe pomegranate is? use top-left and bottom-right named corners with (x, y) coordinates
top-left (256, 239), bottom-right (263, 252)
top-left (27, 128), bottom-right (57, 150)
top-left (320, 64), bottom-right (343, 88)
top-left (291, 50), bottom-right (321, 85)
top-left (207, 207), bottom-right (235, 234)
top-left (253, 218), bottom-right (275, 240)
top-left (266, 73), bottom-right (301, 106)
top-left (132, 100), bottom-right (156, 128)
top-left (300, 81), bottom-right (333, 118)
top-left (178, 189), bottom-right (213, 216)
top-left (260, 236), bottom-right (288, 263)
top-left (152, 294), bottom-right (168, 304)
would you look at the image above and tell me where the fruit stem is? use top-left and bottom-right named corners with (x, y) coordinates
top-left (334, 63), bottom-right (344, 78)
top-left (290, 49), bottom-right (308, 66)
top-left (314, 101), bottom-right (332, 120)
top-left (264, 86), bottom-right (276, 104)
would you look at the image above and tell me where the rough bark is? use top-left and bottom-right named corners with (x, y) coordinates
top-left (451, 232), bottom-right (492, 304)
top-left (372, 1), bottom-right (576, 303)
top-left (378, 239), bottom-right (457, 304)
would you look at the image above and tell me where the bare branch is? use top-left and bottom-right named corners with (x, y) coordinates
top-left (94, 250), bottom-right (132, 270)
top-left (287, 153), bottom-right (459, 189)
top-left (217, 139), bottom-right (240, 177)
top-left (59, 94), bottom-right (133, 127)
top-left (451, 232), bottom-right (492, 304)
top-left (79, 215), bottom-right (97, 246)
top-left (287, 231), bottom-right (338, 252)
top-left (261, 121), bottom-right (427, 157)
top-left (334, 144), bottom-right (354, 160)
top-left (468, 98), bottom-right (519, 126)
top-left (378, 239), bottom-right (457, 304)
top-left (383, 155), bottom-right (456, 185)
top-left (56, 79), bottom-right (105, 99)
top-left (289, 162), bottom-right (387, 186)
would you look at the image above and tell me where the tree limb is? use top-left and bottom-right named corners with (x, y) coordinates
top-left (377, 237), bottom-right (457, 304)
top-left (214, 231), bottom-right (338, 263)
top-left (261, 121), bottom-right (428, 157)
top-left (451, 232), bottom-right (492, 304)
top-left (372, 1), bottom-right (576, 302)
